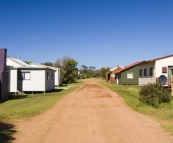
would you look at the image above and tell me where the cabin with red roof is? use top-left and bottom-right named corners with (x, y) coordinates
top-left (114, 61), bottom-right (145, 85)
top-left (106, 66), bottom-right (123, 83)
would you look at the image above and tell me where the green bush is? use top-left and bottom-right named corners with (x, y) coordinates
top-left (139, 83), bottom-right (171, 108)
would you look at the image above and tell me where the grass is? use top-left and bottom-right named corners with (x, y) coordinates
top-left (0, 81), bottom-right (83, 122)
top-left (99, 80), bottom-right (173, 134)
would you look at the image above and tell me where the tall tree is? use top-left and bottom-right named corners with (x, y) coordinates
top-left (100, 67), bottom-right (110, 79)
top-left (41, 62), bottom-right (53, 66)
top-left (54, 56), bottom-right (78, 83)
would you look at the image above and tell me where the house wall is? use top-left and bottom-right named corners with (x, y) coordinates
top-left (55, 70), bottom-right (58, 86)
top-left (45, 69), bottom-right (55, 91)
top-left (30, 63), bottom-right (62, 86)
top-left (18, 70), bottom-right (45, 91)
top-left (9, 69), bottom-right (18, 92)
top-left (110, 73), bottom-right (115, 83)
top-left (59, 69), bottom-right (62, 85)
top-left (139, 62), bottom-right (156, 85)
top-left (155, 57), bottom-right (173, 78)
top-left (55, 69), bottom-right (62, 86)
top-left (120, 66), bottom-right (139, 85)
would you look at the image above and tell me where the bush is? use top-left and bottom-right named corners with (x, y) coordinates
top-left (139, 83), bottom-right (171, 108)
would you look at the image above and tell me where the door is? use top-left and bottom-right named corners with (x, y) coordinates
top-left (168, 66), bottom-right (173, 84)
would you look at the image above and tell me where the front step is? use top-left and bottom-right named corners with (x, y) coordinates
top-left (17, 90), bottom-right (25, 94)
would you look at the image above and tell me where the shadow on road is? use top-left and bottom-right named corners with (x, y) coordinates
top-left (0, 122), bottom-right (17, 143)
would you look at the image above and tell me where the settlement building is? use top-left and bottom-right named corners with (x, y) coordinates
top-left (29, 63), bottom-right (62, 86)
top-left (138, 54), bottom-right (173, 86)
top-left (114, 61), bottom-right (145, 85)
top-left (7, 57), bottom-right (55, 93)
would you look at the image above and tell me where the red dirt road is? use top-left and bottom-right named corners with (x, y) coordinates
top-left (14, 79), bottom-right (173, 143)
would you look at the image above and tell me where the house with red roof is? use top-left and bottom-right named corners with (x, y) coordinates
top-left (138, 54), bottom-right (173, 87)
top-left (106, 66), bottom-right (123, 83)
top-left (114, 61), bottom-right (145, 85)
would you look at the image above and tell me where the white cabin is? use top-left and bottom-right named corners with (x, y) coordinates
top-left (30, 63), bottom-right (62, 86)
top-left (9, 67), bottom-right (55, 93)
top-left (139, 55), bottom-right (173, 86)
top-left (7, 57), bottom-right (55, 93)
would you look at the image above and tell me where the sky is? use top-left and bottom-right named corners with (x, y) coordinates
top-left (1, 0), bottom-right (173, 69)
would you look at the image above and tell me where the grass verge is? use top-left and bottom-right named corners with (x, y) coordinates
top-left (99, 80), bottom-right (173, 134)
top-left (0, 81), bottom-right (83, 122)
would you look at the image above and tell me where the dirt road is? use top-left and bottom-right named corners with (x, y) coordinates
top-left (14, 79), bottom-right (173, 143)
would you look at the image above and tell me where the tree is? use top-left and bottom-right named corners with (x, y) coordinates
top-left (24, 61), bottom-right (32, 64)
top-left (80, 65), bottom-right (88, 74)
top-left (100, 67), bottom-right (110, 79)
top-left (54, 56), bottom-right (78, 83)
top-left (41, 62), bottom-right (53, 66)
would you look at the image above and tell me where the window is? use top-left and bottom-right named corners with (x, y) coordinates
top-left (47, 72), bottom-right (49, 80)
top-left (149, 67), bottom-right (153, 76)
top-left (162, 67), bottom-right (167, 73)
top-left (144, 68), bottom-right (147, 76)
top-left (139, 69), bottom-right (142, 77)
top-left (18, 72), bottom-right (30, 80)
top-left (127, 72), bottom-right (134, 79)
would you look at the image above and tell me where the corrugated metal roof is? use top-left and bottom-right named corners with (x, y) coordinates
top-left (148, 54), bottom-right (173, 62)
top-left (7, 56), bottom-right (29, 67)
top-left (114, 61), bottom-right (145, 74)
top-left (8, 66), bottom-right (56, 71)
top-left (30, 63), bottom-right (61, 70)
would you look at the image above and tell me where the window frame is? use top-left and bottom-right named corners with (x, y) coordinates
top-left (144, 68), bottom-right (147, 76)
top-left (149, 67), bottom-right (153, 76)
top-left (18, 72), bottom-right (31, 80)
top-left (47, 72), bottom-right (49, 80)
top-left (139, 69), bottom-right (142, 77)
top-left (127, 72), bottom-right (134, 79)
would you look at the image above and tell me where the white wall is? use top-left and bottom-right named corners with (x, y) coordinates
top-left (30, 63), bottom-right (62, 86)
top-left (18, 70), bottom-right (45, 91)
top-left (55, 70), bottom-right (59, 86)
top-left (9, 69), bottom-right (18, 92)
top-left (155, 57), bottom-right (173, 78)
top-left (139, 62), bottom-right (156, 85)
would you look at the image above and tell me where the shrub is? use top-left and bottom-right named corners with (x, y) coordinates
top-left (139, 83), bottom-right (171, 108)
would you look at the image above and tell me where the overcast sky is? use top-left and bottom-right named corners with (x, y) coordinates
top-left (1, 0), bottom-right (173, 69)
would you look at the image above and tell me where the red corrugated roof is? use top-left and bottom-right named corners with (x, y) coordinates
top-left (114, 61), bottom-right (145, 74)
top-left (112, 67), bottom-right (123, 74)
